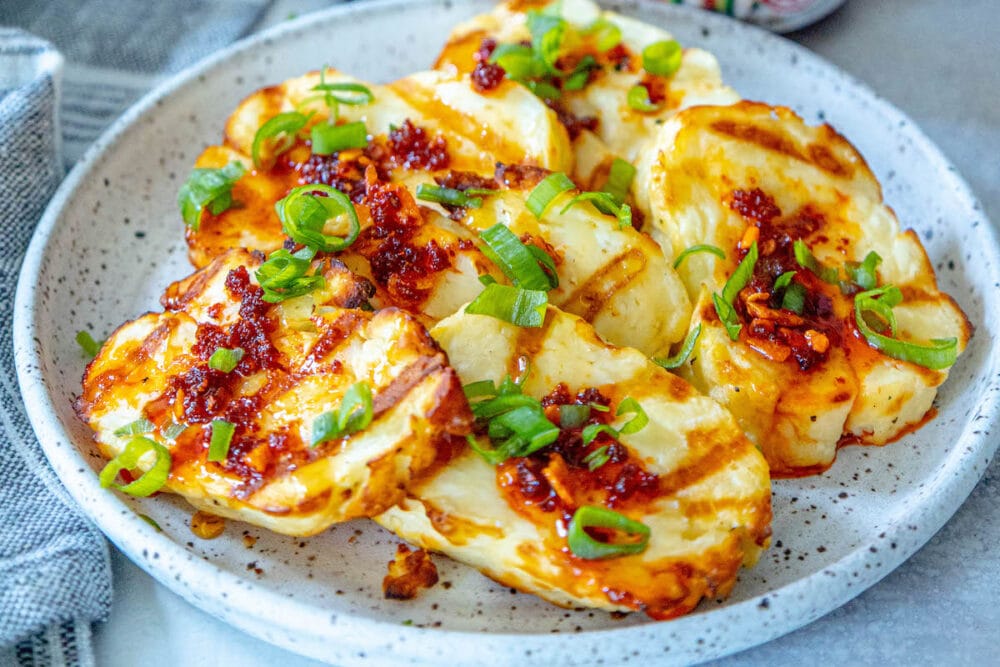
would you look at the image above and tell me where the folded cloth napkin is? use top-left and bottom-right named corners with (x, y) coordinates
top-left (0, 29), bottom-right (111, 667)
top-left (0, 2), bottom-right (275, 665)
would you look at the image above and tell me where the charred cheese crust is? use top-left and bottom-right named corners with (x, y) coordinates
top-left (187, 68), bottom-right (692, 355)
top-left (434, 0), bottom-right (739, 188)
top-left (376, 305), bottom-right (771, 619)
top-left (637, 102), bottom-right (972, 475)
top-left (78, 249), bottom-right (470, 536)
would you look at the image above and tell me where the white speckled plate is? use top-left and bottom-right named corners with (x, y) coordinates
top-left (13, 1), bottom-right (1000, 665)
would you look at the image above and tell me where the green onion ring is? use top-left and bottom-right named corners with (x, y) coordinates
top-left (567, 505), bottom-right (651, 559)
top-left (275, 184), bottom-right (361, 253)
top-left (99, 436), bottom-right (171, 497)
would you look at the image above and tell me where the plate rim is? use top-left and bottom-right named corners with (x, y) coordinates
top-left (13, 0), bottom-right (1000, 664)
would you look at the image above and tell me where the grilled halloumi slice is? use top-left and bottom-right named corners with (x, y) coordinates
top-left (636, 102), bottom-right (972, 475)
top-left (376, 305), bottom-right (771, 619)
top-left (434, 0), bottom-right (739, 188)
top-left (77, 249), bottom-right (471, 536)
top-left (187, 69), bottom-right (691, 356)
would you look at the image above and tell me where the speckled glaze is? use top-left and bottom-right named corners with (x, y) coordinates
top-left (13, 1), bottom-right (1000, 665)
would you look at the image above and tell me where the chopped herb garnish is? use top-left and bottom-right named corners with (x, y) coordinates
top-left (526, 172), bottom-right (576, 218)
top-left (252, 111), bottom-right (310, 169)
top-left (99, 436), bottom-right (171, 497)
top-left (208, 347), bottom-right (244, 373)
top-left (415, 183), bottom-right (484, 209)
top-left (310, 121), bottom-right (369, 155)
top-left (275, 184), bottom-right (361, 253)
top-left (567, 505), bottom-right (650, 559)
top-left (626, 85), bottom-right (660, 112)
top-left (713, 241), bottom-right (758, 341)
top-left (255, 246), bottom-right (325, 303)
top-left (654, 324), bottom-right (702, 370)
top-left (178, 162), bottom-right (245, 231)
top-left (854, 286), bottom-right (957, 369)
top-left (76, 330), bottom-right (103, 358)
top-left (312, 382), bottom-right (375, 446)
top-left (478, 223), bottom-right (558, 291)
top-left (113, 418), bottom-right (154, 437)
top-left (673, 244), bottom-right (725, 269)
top-left (642, 40), bottom-right (683, 77)
top-left (465, 283), bottom-right (549, 328)
top-left (207, 419), bottom-right (235, 463)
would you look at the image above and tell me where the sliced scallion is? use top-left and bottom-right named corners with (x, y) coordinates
top-left (479, 223), bottom-right (558, 291)
top-left (781, 282), bottom-right (806, 314)
top-left (585, 17), bottom-right (622, 52)
top-left (773, 270), bottom-right (797, 291)
top-left (99, 436), bottom-right (171, 497)
top-left (560, 191), bottom-right (631, 228)
top-left (672, 244), bottom-right (725, 269)
top-left (559, 404), bottom-right (591, 429)
top-left (581, 423), bottom-right (619, 447)
top-left (310, 81), bottom-right (375, 106)
top-left (793, 239), bottom-right (839, 284)
top-left (113, 418), bottom-right (154, 437)
top-left (463, 379), bottom-right (498, 401)
top-left (76, 330), bottom-right (103, 358)
top-left (844, 251), bottom-right (882, 291)
top-left (208, 347), bottom-right (244, 373)
top-left (602, 158), bottom-right (636, 204)
top-left (582, 445), bottom-right (611, 471)
top-left (251, 111), bottom-right (310, 168)
top-left (255, 246), bottom-right (325, 303)
top-left (654, 323), bottom-right (702, 370)
top-left (616, 397), bottom-right (648, 435)
top-left (207, 419), bottom-right (235, 463)
top-left (567, 505), bottom-right (651, 559)
top-left (714, 241), bottom-right (758, 341)
top-left (275, 184), bottom-right (361, 253)
top-left (415, 184), bottom-right (484, 209)
top-left (177, 162), bottom-right (245, 231)
top-left (627, 85), bottom-right (660, 112)
top-left (310, 121), bottom-right (368, 155)
top-left (526, 172), bottom-right (575, 218)
top-left (464, 283), bottom-right (548, 327)
top-left (854, 286), bottom-right (958, 369)
top-left (312, 381), bottom-right (374, 446)
top-left (642, 40), bottom-right (683, 77)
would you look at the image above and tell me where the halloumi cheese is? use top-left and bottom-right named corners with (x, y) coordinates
top-left (78, 249), bottom-right (471, 535)
top-left (186, 68), bottom-right (692, 355)
top-left (376, 305), bottom-right (771, 618)
top-left (636, 102), bottom-right (972, 475)
top-left (434, 0), bottom-right (739, 188)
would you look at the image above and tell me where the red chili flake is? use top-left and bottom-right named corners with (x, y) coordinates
top-left (295, 153), bottom-right (369, 202)
top-left (471, 59), bottom-right (506, 93)
top-left (639, 75), bottom-right (668, 105)
top-left (494, 162), bottom-right (550, 189)
top-left (728, 188), bottom-right (782, 225)
top-left (356, 170), bottom-right (454, 308)
top-left (387, 119), bottom-right (450, 171)
top-left (606, 43), bottom-right (632, 71)
top-left (552, 104), bottom-right (599, 140)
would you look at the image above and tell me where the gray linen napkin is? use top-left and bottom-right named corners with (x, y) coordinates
top-left (0, 30), bottom-right (110, 667)
top-left (0, 2), bottom-right (270, 665)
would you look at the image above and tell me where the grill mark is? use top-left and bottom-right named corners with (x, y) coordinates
top-left (656, 437), bottom-right (741, 498)
top-left (710, 120), bottom-right (853, 178)
top-left (371, 353), bottom-right (448, 417)
top-left (302, 310), bottom-right (369, 370)
top-left (511, 307), bottom-right (557, 378)
top-left (558, 247), bottom-right (647, 322)
top-left (390, 79), bottom-right (529, 168)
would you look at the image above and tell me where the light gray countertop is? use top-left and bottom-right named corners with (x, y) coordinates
top-left (93, 1), bottom-right (1000, 664)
